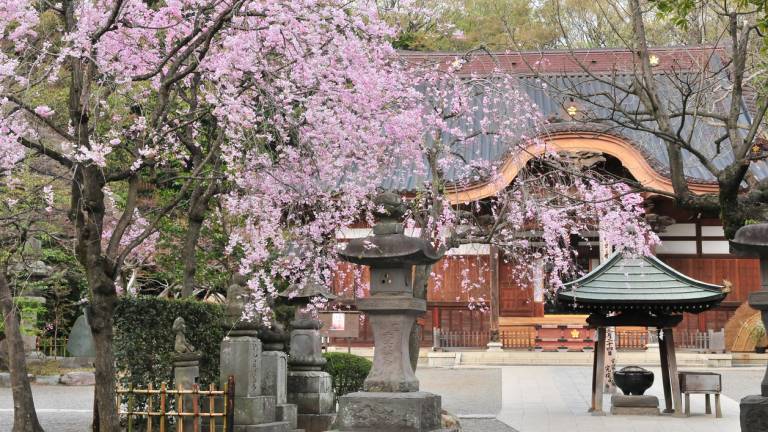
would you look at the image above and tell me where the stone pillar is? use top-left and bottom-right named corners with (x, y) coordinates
top-left (731, 224), bottom-right (768, 432)
top-left (220, 329), bottom-right (290, 432)
top-left (741, 291), bottom-right (768, 432)
top-left (260, 323), bottom-right (300, 432)
top-left (287, 310), bottom-right (336, 432)
top-left (174, 353), bottom-right (201, 432)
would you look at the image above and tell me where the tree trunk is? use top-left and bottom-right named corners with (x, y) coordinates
top-left (0, 272), bottom-right (44, 432)
top-left (409, 264), bottom-right (432, 371)
top-left (181, 184), bottom-right (210, 297)
top-left (88, 285), bottom-right (119, 432)
top-left (73, 165), bottom-right (120, 432)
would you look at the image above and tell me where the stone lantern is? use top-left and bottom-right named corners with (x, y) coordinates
top-left (281, 280), bottom-right (337, 432)
top-left (333, 192), bottom-right (449, 432)
top-left (731, 223), bottom-right (768, 432)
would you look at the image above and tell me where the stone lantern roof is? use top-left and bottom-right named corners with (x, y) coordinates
top-left (279, 279), bottom-right (337, 305)
top-left (338, 231), bottom-right (440, 267)
top-left (730, 223), bottom-right (768, 257)
top-left (338, 192), bottom-right (440, 267)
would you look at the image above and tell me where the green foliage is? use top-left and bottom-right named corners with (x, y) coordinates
top-left (0, 298), bottom-right (47, 336)
top-left (750, 320), bottom-right (767, 347)
top-left (322, 352), bottom-right (372, 404)
top-left (113, 297), bottom-right (226, 390)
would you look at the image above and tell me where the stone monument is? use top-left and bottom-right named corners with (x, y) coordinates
top-left (731, 223), bottom-right (768, 432)
top-left (333, 192), bottom-right (453, 432)
top-left (220, 275), bottom-right (292, 432)
top-left (66, 310), bottom-right (96, 358)
top-left (172, 317), bottom-right (202, 432)
top-left (259, 316), bottom-right (302, 432)
top-left (281, 281), bottom-right (337, 432)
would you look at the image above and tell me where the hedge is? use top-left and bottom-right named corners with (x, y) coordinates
top-left (113, 297), bottom-right (225, 390)
top-left (322, 352), bottom-right (372, 404)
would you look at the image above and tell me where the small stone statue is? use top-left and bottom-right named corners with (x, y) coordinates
top-left (173, 317), bottom-right (196, 354)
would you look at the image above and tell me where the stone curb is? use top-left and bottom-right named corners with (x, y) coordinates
top-left (0, 371), bottom-right (96, 387)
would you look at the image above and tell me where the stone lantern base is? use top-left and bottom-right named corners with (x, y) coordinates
top-left (331, 391), bottom-right (456, 432)
top-left (741, 395), bottom-right (768, 432)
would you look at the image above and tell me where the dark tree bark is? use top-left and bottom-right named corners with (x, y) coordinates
top-left (409, 264), bottom-right (432, 371)
top-left (181, 209), bottom-right (205, 297)
top-left (0, 272), bottom-right (44, 432)
top-left (181, 181), bottom-right (218, 297)
top-left (72, 164), bottom-right (120, 432)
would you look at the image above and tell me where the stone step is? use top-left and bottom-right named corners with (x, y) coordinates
top-left (276, 403), bottom-right (298, 429)
top-left (239, 421), bottom-right (291, 432)
top-left (297, 413), bottom-right (336, 432)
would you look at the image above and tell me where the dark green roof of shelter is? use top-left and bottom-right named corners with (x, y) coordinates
top-left (557, 252), bottom-right (726, 314)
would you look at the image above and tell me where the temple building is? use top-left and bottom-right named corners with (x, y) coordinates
top-left (330, 47), bottom-right (765, 351)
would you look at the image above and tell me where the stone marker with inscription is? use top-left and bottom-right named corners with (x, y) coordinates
top-left (172, 316), bottom-right (202, 432)
top-left (281, 281), bottom-right (337, 432)
top-left (220, 277), bottom-right (291, 432)
top-left (66, 312), bottom-right (96, 358)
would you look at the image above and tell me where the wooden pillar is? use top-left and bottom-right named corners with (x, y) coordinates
top-left (659, 328), bottom-right (673, 413)
top-left (589, 337), bottom-right (599, 412)
top-left (489, 245), bottom-right (500, 331)
top-left (663, 328), bottom-right (684, 417)
top-left (591, 326), bottom-right (607, 415)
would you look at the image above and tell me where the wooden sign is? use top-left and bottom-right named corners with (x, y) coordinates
top-left (319, 311), bottom-right (360, 338)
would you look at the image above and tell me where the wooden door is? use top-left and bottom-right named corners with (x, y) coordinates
top-left (498, 255), bottom-right (535, 317)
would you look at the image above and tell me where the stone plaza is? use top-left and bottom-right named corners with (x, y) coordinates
top-left (3, 365), bottom-right (762, 432)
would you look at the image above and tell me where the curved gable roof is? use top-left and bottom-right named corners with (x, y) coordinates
top-left (385, 48), bottom-right (768, 197)
top-left (557, 252), bottom-right (726, 313)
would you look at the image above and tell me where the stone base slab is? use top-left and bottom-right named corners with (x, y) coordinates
top-left (290, 391), bottom-right (335, 414)
top-left (610, 406), bottom-right (661, 416)
top-left (234, 395), bottom-right (277, 426)
top-left (277, 403), bottom-right (298, 429)
top-left (611, 395), bottom-right (659, 408)
top-left (288, 371), bottom-right (333, 393)
top-left (741, 394), bottom-right (768, 432)
top-left (332, 391), bottom-right (443, 432)
top-left (298, 413), bottom-right (336, 432)
top-left (235, 421), bottom-right (290, 432)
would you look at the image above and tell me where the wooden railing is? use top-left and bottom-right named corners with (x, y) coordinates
top-left (116, 376), bottom-right (234, 432)
top-left (616, 331), bottom-right (648, 351)
top-left (498, 329), bottom-right (535, 349)
top-left (674, 329), bottom-right (726, 352)
top-left (436, 329), bottom-right (534, 349)
top-left (37, 336), bottom-right (68, 357)
top-left (645, 329), bottom-right (726, 352)
top-left (438, 330), bottom-right (489, 348)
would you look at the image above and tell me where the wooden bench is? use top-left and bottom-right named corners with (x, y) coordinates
top-left (678, 371), bottom-right (722, 418)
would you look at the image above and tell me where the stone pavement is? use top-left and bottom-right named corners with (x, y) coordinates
top-left (1, 366), bottom-right (762, 432)
top-left (0, 384), bottom-right (93, 431)
top-left (496, 365), bottom-right (746, 432)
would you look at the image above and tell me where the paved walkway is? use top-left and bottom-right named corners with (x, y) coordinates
top-left (496, 366), bottom-right (743, 432)
top-left (1, 366), bottom-right (761, 431)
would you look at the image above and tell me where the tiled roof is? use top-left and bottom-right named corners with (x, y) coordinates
top-left (557, 252), bottom-right (726, 313)
top-left (384, 48), bottom-right (768, 192)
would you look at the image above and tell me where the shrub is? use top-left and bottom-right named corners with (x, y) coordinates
top-left (322, 352), bottom-right (371, 404)
top-left (113, 297), bottom-right (225, 390)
